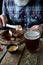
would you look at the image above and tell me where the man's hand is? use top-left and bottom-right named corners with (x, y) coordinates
top-left (30, 25), bottom-right (43, 34)
top-left (0, 15), bottom-right (8, 27)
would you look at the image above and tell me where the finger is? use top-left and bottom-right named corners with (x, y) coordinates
top-left (31, 25), bottom-right (39, 30)
top-left (0, 15), bottom-right (5, 27)
top-left (0, 18), bottom-right (3, 27)
top-left (2, 20), bottom-right (5, 27)
top-left (0, 22), bottom-right (2, 26)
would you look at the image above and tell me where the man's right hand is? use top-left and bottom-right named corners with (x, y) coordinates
top-left (0, 15), bottom-right (8, 27)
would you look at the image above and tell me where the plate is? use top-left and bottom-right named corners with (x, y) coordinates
top-left (0, 30), bottom-right (24, 44)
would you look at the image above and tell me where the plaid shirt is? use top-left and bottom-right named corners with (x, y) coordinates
top-left (2, 0), bottom-right (43, 28)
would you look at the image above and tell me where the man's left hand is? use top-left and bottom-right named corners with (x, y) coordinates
top-left (30, 25), bottom-right (43, 34)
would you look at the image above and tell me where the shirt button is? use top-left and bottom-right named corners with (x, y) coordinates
top-left (24, 24), bottom-right (26, 26)
top-left (35, 16), bottom-right (37, 19)
top-left (24, 16), bottom-right (26, 18)
top-left (14, 16), bottom-right (16, 18)
top-left (40, 16), bottom-right (42, 19)
top-left (14, 15), bottom-right (17, 18)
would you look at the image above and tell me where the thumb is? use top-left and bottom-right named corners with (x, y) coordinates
top-left (0, 15), bottom-right (5, 27)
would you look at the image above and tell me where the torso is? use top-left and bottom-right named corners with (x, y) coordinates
top-left (6, 0), bottom-right (42, 28)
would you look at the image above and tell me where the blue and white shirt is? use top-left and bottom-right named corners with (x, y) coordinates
top-left (2, 0), bottom-right (43, 28)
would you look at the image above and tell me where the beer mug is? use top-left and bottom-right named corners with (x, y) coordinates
top-left (24, 31), bottom-right (41, 52)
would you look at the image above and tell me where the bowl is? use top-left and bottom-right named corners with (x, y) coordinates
top-left (7, 44), bottom-right (18, 53)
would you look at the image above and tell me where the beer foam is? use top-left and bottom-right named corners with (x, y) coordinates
top-left (24, 31), bottom-right (41, 40)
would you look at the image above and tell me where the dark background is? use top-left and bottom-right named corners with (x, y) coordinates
top-left (0, 0), bottom-right (3, 14)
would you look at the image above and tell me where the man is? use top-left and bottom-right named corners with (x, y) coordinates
top-left (0, 0), bottom-right (43, 33)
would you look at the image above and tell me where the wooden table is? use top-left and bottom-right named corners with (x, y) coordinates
top-left (0, 30), bottom-right (43, 65)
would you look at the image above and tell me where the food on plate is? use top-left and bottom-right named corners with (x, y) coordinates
top-left (16, 38), bottom-right (21, 41)
top-left (11, 37), bottom-right (15, 41)
top-left (2, 30), bottom-right (11, 41)
top-left (1, 29), bottom-right (24, 42)
top-left (17, 25), bottom-right (22, 30)
top-left (9, 29), bottom-right (23, 37)
top-left (9, 29), bottom-right (16, 36)
top-left (2, 30), bottom-right (16, 41)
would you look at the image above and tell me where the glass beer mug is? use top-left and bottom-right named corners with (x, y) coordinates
top-left (24, 31), bottom-right (41, 52)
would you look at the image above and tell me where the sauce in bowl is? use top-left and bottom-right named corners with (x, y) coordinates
top-left (8, 45), bottom-right (18, 52)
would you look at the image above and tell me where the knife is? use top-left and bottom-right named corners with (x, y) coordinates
top-left (0, 24), bottom-right (18, 30)
top-left (0, 24), bottom-right (22, 30)
top-left (0, 18), bottom-right (17, 29)
top-left (6, 24), bottom-right (19, 30)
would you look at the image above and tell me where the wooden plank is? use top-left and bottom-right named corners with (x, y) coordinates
top-left (19, 38), bottom-right (43, 65)
top-left (19, 47), bottom-right (39, 65)
top-left (0, 43), bottom-right (25, 65)
top-left (0, 45), bottom-right (7, 62)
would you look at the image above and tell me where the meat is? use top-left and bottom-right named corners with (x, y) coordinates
top-left (1, 29), bottom-right (24, 42)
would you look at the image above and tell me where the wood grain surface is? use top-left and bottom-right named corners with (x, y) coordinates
top-left (0, 43), bottom-right (25, 65)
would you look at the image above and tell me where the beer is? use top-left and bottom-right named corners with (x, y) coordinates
top-left (24, 31), bottom-right (41, 52)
